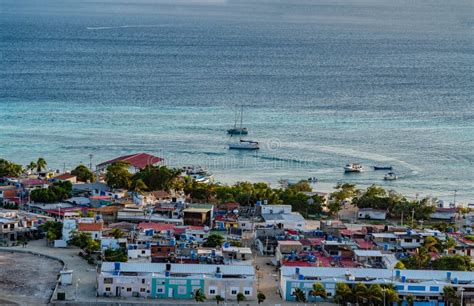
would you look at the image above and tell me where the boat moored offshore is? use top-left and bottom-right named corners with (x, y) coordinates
top-left (344, 163), bottom-right (363, 173)
top-left (384, 172), bottom-right (398, 181)
top-left (229, 139), bottom-right (259, 150)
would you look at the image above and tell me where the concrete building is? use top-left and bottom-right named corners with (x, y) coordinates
top-left (280, 266), bottom-right (474, 304)
top-left (183, 205), bottom-right (213, 227)
top-left (97, 262), bottom-right (256, 301)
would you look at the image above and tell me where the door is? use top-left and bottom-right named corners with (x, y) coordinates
top-left (115, 286), bottom-right (121, 297)
top-left (220, 289), bottom-right (226, 298)
top-left (168, 288), bottom-right (174, 298)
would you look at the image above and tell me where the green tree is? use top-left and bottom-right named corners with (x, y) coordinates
top-left (131, 178), bottom-right (148, 194)
top-left (293, 288), bottom-right (306, 302)
top-left (39, 221), bottom-right (63, 240)
top-left (0, 159), bottom-right (23, 177)
top-left (194, 289), bottom-right (206, 302)
top-left (394, 261), bottom-right (406, 269)
top-left (442, 286), bottom-right (458, 306)
top-left (36, 157), bottom-right (47, 173)
top-left (335, 282), bottom-right (353, 304)
top-left (423, 236), bottom-right (440, 253)
top-left (257, 292), bottom-right (266, 304)
top-left (103, 247), bottom-right (128, 262)
top-left (132, 165), bottom-right (182, 191)
top-left (236, 292), bottom-right (245, 304)
top-left (215, 295), bottom-right (225, 304)
top-left (110, 228), bottom-right (125, 239)
top-left (354, 283), bottom-right (369, 305)
top-left (105, 161), bottom-right (132, 189)
top-left (46, 229), bottom-right (57, 245)
top-left (367, 284), bottom-right (383, 305)
top-left (309, 283), bottom-right (327, 303)
top-left (203, 234), bottom-right (224, 248)
top-left (432, 255), bottom-right (472, 271)
top-left (69, 231), bottom-right (92, 249)
top-left (30, 188), bottom-right (58, 203)
top-left (26, 161), bottom-right (37, 172)
top-left (406, 294), bottom-right (414, 306)
top-left (383, 286), bottom-right (399, 305)
top-left (71, 165), bottom-right (95, 182)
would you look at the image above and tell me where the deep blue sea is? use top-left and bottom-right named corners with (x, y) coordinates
top-left (1, 0), bottom-right (473, 203)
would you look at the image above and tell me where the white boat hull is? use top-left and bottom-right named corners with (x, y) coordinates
top-left (229, 142), bottom-right (259, 150)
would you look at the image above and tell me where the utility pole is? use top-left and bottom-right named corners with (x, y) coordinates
top-left (411, 208), bottom-right (415, 228)
top-left (454, 189), bottom-right (458, 206)
top-left (401, 211), bottom-right (404, 227)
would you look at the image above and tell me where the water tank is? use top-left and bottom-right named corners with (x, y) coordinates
top-left (295, 267), bottom-right (300, 274)
top-left (114, 262), bottom-right (121, 271)
top-left (298, 274), bottom-right (305, 280)
top-left (453, 278), bottom-right (459, 284)
top-left (401, 276), bottom-right (406, 283)
top-left (396, 270), bottom-right (401, 278)
top-left (447, 272), bottom-right (452, 279)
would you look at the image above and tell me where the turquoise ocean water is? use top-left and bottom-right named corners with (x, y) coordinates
top-left (1, 0), bottom-right (473, 202)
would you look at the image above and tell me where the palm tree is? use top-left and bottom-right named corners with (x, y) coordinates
top-left (131, 178), bottom-right (148, 194)
top-left (413, 247), bottom-right (430, 269)
top-left (309, 282), bottom-right (327, 304)
top-left (335, 282), bottom-right (352, 305)
top-left (26, 161), bottom-right (37, 173)
top-left (257, 292), bottom-right (266, 304)
top-left (423, 236), bottom-right (439, 253)
top-left (215, 295), bottom-right (224, 305)
top-left (442, 286), bottom-right (457, 306)
top-left (36, 157), bottom-right (47, 173)
top-left (293, 288), bottom-right (307, 303)
top-left (354, 283), bottom-right (369, 305)
top-left (367, 284), bottom-right (383, 305)
top-left (194, 289), bottom-right (206, 302)
top-left (110, 228), bottom-right (125, 239)
top-left (236, 292), bottom-right (245, 304)
top-left (406, 294), bottom-right (414, 306)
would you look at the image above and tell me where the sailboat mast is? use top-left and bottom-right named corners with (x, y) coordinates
top-left (240, 105), bottom-right (243, 129)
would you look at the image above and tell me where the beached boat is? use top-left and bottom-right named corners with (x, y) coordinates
top-left (374, 165), bottom-right (393, 170)
top-left (229, 139), bottom-right (259, 150)
top-left (384, 172), bottom-right (398, 181)
top-left (227, 105), bottom-right (248, 135)
top-left (344, 163), bottom-right (362, 173)
top-left (183, 166), bottom-right (214, 183)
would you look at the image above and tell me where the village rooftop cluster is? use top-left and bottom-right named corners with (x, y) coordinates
top-left (0, 153), bottom-right (473, 305)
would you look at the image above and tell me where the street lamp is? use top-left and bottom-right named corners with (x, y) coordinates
top-left (460, 287), bottom-right (465, 306)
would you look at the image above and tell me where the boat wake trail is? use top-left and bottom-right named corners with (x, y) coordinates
top-left (86, 25), bottom-right (171, 30)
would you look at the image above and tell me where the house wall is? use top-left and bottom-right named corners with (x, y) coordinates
top-left (151, 278), bottom-right (204, 299)
top-left (97, 275), bottom-right (152, 298)
top-left (204, 278), bottom-right (256, 300)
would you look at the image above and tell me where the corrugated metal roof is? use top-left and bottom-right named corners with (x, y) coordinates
top-left (281, 266), bottom-right (474, 282)
top-left (101, 262), bottom-right (255, 276)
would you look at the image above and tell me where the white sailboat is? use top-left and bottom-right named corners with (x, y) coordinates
top-left (229, 139), bottom-right (260, 150)
top-left (227, 105), bottom-right (248, 135)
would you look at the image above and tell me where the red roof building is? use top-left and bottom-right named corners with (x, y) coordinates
top-left (78, 223), bottom-right (104, 232)
top-left (137, 222), bottom-right (175, 232)
top-left (97, 153), bottom-right (164, 171)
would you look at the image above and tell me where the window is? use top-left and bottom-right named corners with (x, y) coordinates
top-left (104, 278), bottom-right (113, 284)
top-left (140, 288), bottom-right (146, 292)
top-left (209, 287), bottom-right (217, 295)
top-left (430, 286), bottom-right (439, 292)
top-left (156, 286), bottom-right (165, 294)
top-left (178, 286), bottom-right (186, 295)
top-left (407, 285), bottom-right (425, 291)
top-left (243, 287), bottom-right (252, 296)
top-left (126, 288), bottom-right (132, 292)
top-left (105, 287), bottom-right (111, 292)
top-left (405, 238), bottom-right (413, 243)
top-left (142, 279), bottom-right (145, 284)
top-left (141, 250), bottom-right (146, 254)
top-left (230, 287), bottom-right (239, 295)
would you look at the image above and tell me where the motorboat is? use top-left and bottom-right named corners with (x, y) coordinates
top-left (344, 163), bottom-right (362, 173)
top-left (384, 172), bottom-right (398, 181)
top-left (183, 166), bottom-right (214, 183)
top-left (229, 139), bottom-right (259, 150)
top-left (374, 165), bottom-right (393, 170)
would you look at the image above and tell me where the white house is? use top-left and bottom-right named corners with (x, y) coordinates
top-left (357, 208), bottom-right (387, 220)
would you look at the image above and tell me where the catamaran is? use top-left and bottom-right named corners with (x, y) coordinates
top-left (227, 105), bottom-right (248, 135)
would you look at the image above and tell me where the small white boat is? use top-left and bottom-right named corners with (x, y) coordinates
top-left (344, 163), bottom-right (362, 173)
top-left (384, 172), bottom-right (398, 181)
top-left (183, 166), bottom-right (214, 183)
top-left (229, 139), bottom-right (259, 150)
